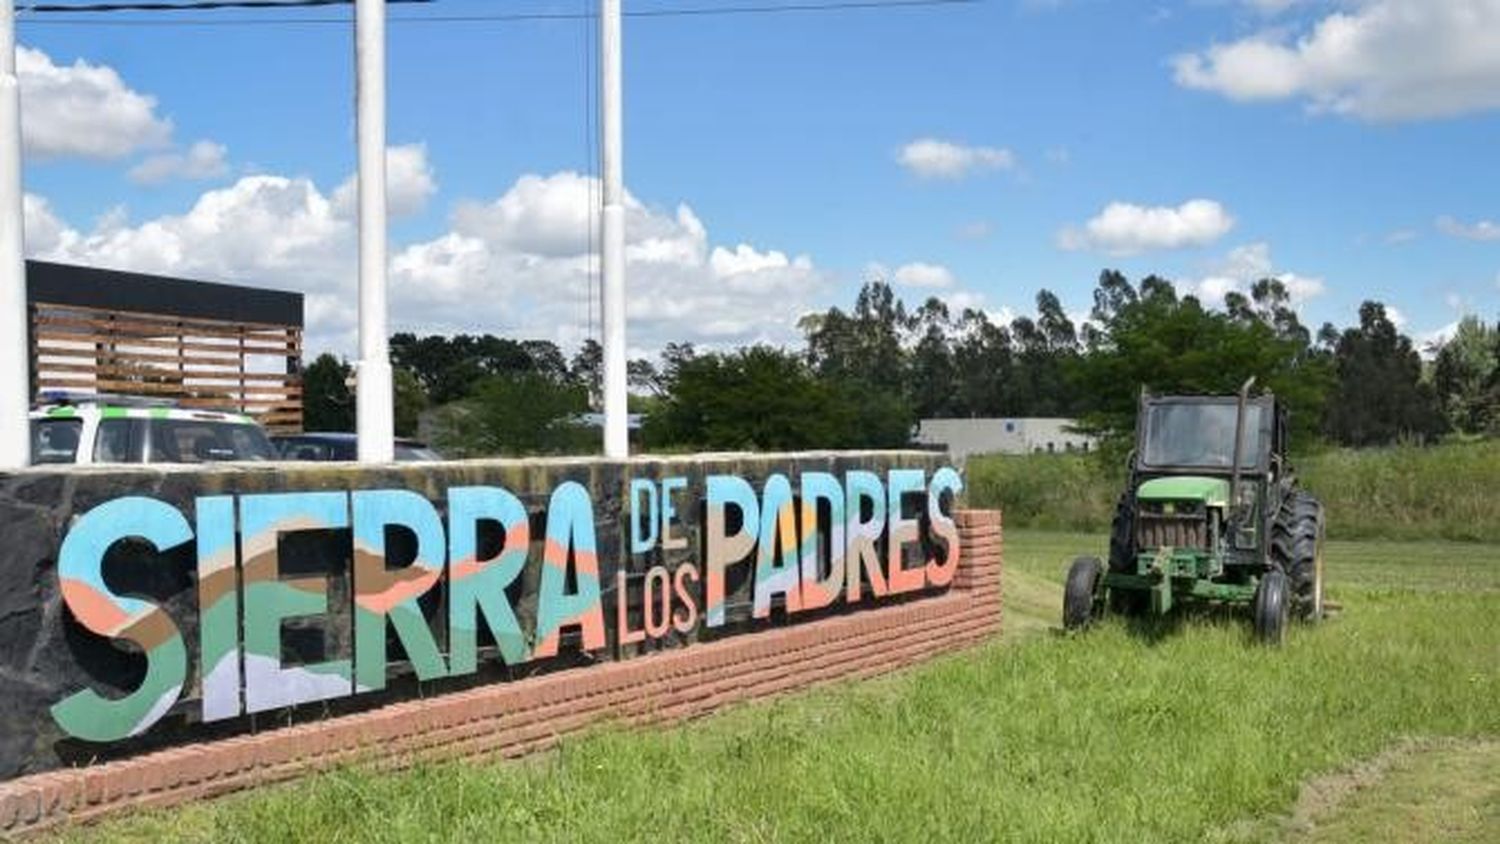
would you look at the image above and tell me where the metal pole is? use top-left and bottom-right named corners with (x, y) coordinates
top-left (600, 0), bottom-right (628, 458)
top-left (354, 0), bottom-right (394, 463)
top-left (0, 0), bottom-right (27, 469)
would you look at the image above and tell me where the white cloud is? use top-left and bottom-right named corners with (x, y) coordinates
top-left (1173, 0), bottom-right (1500, 121)
top-left (1385, 305), bottom-right (1407, 329)
top-left (709, 244), bottom-right (801, 278)
top-left (891, 261), bottom-right (957, 289)
top-left (332, 143), bottom-right (438, 219)
top-left (1418, 320), bottom-right (1461, 358)
top-left (18, 45), bottom-right (172, 159)
top-left (1383, 228), bottom-right (1418, 245)
top-left (1436, 215), bottom-right (1500, 241)
top-left (1058, 199), bottom-right (1235, 255)
top-left (128, 140), bottom-right (229, 185)
top-left (1190, 242), bottom-right (1326, 306)
top-left (26, 169), bottom-right (827, 356)
top-left (897, 138), bottom-right (1015, 180)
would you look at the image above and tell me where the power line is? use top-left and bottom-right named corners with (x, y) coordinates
top-left (18, 0), bottom-right (983, 27)
top-left (19, 0), bottom-right (428, 11)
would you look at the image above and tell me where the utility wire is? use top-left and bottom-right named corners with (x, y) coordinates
top-left (18, 0), bottom-right (983, 26)
top-left (19, 0), bottom-right (429, 11)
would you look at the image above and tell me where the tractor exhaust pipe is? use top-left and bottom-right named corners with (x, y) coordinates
top-left (1230, 375), bottom-right (1256, 502)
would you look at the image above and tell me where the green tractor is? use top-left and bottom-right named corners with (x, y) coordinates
top-left (1064, 379), bottom-right (1326, 644)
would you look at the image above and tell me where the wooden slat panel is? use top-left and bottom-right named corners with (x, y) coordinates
top-left (35, 361), bottom-right (300, 385)
top-left (34, 302), bottom-right (301, 334)
top-left (34, 313), bottom-right (296, 343)
top-left (32, 298), bottom-right (304, 433)
top-left (34, 331), bottom-right (294, 357)
top-left (34, 342), bottom-right (288, 367)
top-left (34, 332), bottom-right (294, 358)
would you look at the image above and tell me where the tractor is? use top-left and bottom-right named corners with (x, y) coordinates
top-left (1063, 379), bottom-right (1326, 644)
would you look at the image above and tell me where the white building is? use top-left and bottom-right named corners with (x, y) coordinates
top-left (914, 417), bottom-right (1095, 461)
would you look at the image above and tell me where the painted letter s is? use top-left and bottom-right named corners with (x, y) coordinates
top-left (51, 497), bottom-right (192, 742)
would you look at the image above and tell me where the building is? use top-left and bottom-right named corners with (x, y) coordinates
top-left (26, 260), bottom-right (306, 432)
top-left (914, 417), bottom-right (1095, 461)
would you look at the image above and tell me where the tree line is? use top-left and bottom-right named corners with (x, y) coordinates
top-left (300, 269), bottom-right (1500, 456)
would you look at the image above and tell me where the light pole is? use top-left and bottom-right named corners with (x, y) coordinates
top-left (600, 0), bottom-right (628, 459)
top-left (0, 0), bottom-right (27, 469)
top-left (354, 0), bottom-right (394, 463)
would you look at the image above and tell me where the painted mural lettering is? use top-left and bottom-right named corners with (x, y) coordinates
top-left (50, 467), bottom-right (961, 743)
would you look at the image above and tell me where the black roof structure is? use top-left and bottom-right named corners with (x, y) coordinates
top-left (25, 260), bottom-right (303, 327)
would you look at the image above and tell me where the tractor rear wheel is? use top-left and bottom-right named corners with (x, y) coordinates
top-left (1106, 492), bottom-right (1148, 616)
top-left (1272, 489), bottom-right (1325, 620)
top-left (1253, 569), bottom-right (1289, 645)
top-left (1064, 556), bottom-right (1103, 630)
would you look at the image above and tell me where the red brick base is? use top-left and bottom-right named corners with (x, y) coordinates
top-left (0, 509), bottom-right (1002, 836)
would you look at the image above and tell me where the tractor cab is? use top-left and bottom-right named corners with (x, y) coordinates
top-left (1137, 394), bottom-right (1284, 478)
top-left (1063, 379), bottom-right (1325, 644)
top-left (1134, 392), bottom-right (1286, 569)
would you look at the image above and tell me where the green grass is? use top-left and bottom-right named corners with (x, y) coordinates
top-left (966, 439), bottom-right (1500, 543)
top-left (62, 531), bottom-right (1500, 844)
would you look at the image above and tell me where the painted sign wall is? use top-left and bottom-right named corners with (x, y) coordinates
top-left (0, 452), bottom-right (957, 779)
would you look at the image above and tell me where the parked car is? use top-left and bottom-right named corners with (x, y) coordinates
top-left (272, 432), bottom-right (442, 462)
top-left (29, 395), bottom-right (278, 465)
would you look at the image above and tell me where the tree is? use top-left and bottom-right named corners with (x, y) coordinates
top-left (1432, 316), bottom-right (1498, 434)
top-left (644, 346), bottom-right (910, 451)
top-left (432, 372), bottom-right (589, 457)
top-left (392, 367), bottom-right (427, 438)
top-left (803, 280), bottom-right (908, 395)
top-left (907, 297), bottom-right (959, 418)
top-left (1010, 289), bottom-right (1083, 417)
top-left (571, 339), bottom-right (604, 407)
top-left (1071, 273), bottom-right (1330, 443)
top-left (1322, 302), bottom-right (1445, 446)
top-left (951, 308), bottom-right (1016, 417)
top-left (302, 353), bottom-right (353, 432)
top-left (391, 333), bottom-right (574, 405)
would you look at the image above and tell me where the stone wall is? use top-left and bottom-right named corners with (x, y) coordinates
top-left (0, 450), bottom-right (1008, 835)
top-left (0, 507), bottom-right (1000, 836)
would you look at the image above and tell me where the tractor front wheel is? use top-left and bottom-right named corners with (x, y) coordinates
top-left (1253, 569), bottom-right (1290, 645)
top-left (1064, 556), bottom-right (1104, 631)
top-left (1106, 492), bottom-right (1148, 616)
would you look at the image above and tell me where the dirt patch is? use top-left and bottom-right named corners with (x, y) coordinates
top-left (1277, 737), bottom-right (1500, 843)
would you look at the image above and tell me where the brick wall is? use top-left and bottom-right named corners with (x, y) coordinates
top-left (0, 509), bottom-right (1001, 837)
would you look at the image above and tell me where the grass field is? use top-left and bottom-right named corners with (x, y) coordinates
top-left (966, 439), bottom-right (1500, 543)
top-left (58, 531), bottom-right (1500, 843)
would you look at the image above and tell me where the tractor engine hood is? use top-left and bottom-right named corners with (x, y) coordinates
top-left (1136, 476), bottom-right (1230, 508)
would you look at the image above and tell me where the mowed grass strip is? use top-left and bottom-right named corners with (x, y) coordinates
top-left (1273, 739), bottom-right (1500, 844)
top-left (59, 532), bottom-right (1500, 844)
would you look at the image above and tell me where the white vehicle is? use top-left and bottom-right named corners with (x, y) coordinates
top-left (29, 395), bottom-right (278, 465)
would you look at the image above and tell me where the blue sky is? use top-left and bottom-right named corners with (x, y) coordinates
top-left (15, 0), bottom-right (1500, 356)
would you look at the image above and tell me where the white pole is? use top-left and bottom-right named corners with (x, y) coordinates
top-left (600, 0), bottom-right (628, 459)
top-left (0, 0), bottom-right (27, 469)
top-left (354, 0), bottom-right (394, 463)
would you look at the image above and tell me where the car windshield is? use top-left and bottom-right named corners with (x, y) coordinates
top-left (149, 419), bottom-right (277, 463)
top-left (1140, 402), bottom-right (1265, 469)
top-left (30, 419), bottom-right (81, 464)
